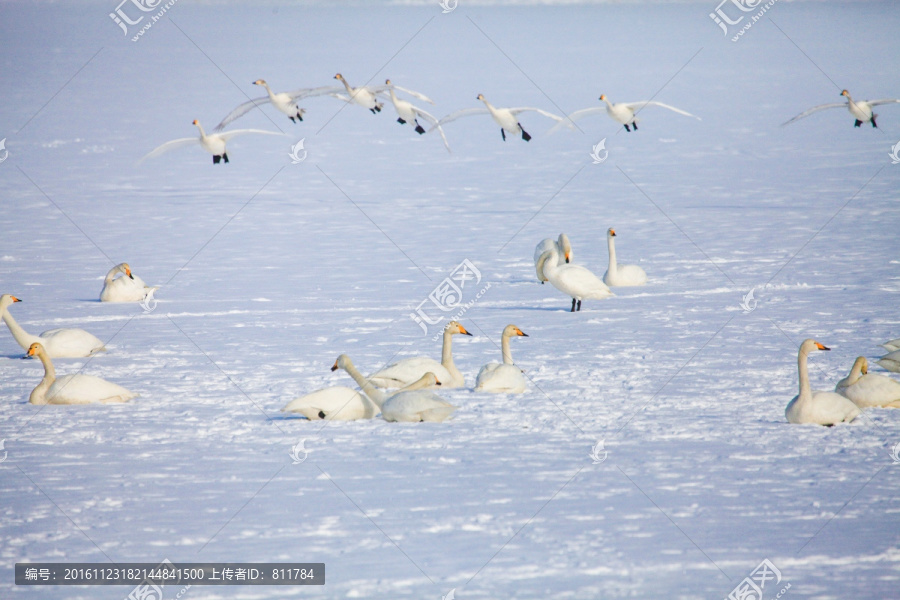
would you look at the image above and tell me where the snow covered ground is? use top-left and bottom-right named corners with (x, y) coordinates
top-left (1, 1), bottom-right (899, 598)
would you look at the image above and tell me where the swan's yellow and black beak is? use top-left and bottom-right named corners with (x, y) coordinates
top-left (27, 343), bottom-right (38, 357)
top-left (564, 252), bottom-right (571, 263)
top-left (609, 228), bottom-right (616, 237)
top-left (11, 296), bottom-right (21, 303)
top-left (816, 342), bottom-right (830, 351)
top-left (124, 265), bottom-right (134, 280)
top-left (459, 325), bottom-right (473, 336)
top-left (862, 364), bottom-right (868, 375)
top-left (434, 378), bottom-right (442, 386)
top-left (599, 94), bottom-right (606, 101)
top-left (516, 328), bottom-right (529, 337)
top-left (192, 119), bottom-right (199, 126)
top-left (331, 361), bottom-right (339, 372)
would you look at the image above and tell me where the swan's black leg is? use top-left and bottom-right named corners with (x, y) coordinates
top-left (520, 125), bottom-right (531, 141)
top-left (414, 122), bottom-right (425, 134)
top-left (223, 153), bottom-right (229, 164)
top-left (624, 124), bottom-right (631, 132)
top-left (213, 155), bottom-right (221, 164)
top-left (632, 121), bottom-right (638, 131)
top-left (871, 116), bottom-right (878, 128)
top-left (577, 300), bottom-right (582, 311)
top-left (397, 117), bottom-right (406, 124)
top-left (501, 128), bottom-right (506, 141)
top-left (571, 298), bottom-right (576, 312)
top-left (289, 116), bottom-right (296, 123)
top-left (854, 119), bottom-right (862, 127)
top-left (296, 111), bottom-right (304, 122)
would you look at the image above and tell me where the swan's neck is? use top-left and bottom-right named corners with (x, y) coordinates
top-left (501, 334), bottom-right (514, 365)
top-left (602, 97), bottom-right (614, 110)
top-left (388, 88), bottom-right (399, 104)
top-left (398, 376), bottom-right (432, 393)
top-left (104, 266), bottom-right (119, 285)
top-left (1, 309), bottom-right (40, 349)
top-left (607, 235), bottom-right (618, 272)
top-left (848, 361), bottom-right (864, 385)
top-left (343, 362), bottom-right (385, 408)
top-left (539, 252), bottom-right (557, 279)
top-left (339, 78), bottom-right (354, 94)
top-left (481, 99), bottom-right (497, 115)
top-left (29, 349), bottom-right (55, 405)
top-left (797, 348), bottom-right (811, 401)
top-left (195, 123), bottom-right (208, 139)
top-left (440, 329), bottom-right (462, 381)
top-left (261, 82), bottom-right (276, 100)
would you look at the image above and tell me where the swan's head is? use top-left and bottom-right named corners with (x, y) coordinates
top-left (608, 228), bottom-right (616, 238)
top-left (558, 233), bottom-right (572, 263)
top-left (192, 119), bottom-right (200, 127)
top-left (117, 262), bottom-right (134, 279)
top-left (334, 73), bottom-right (344, 81)
top-left (331, 354), bottom-right (353, 372)
top-left (840, 89), bottom-right (850, 97)
top-left (503, 324), bottom-right (528, 338)
top-left (0, 294), bottom-right (22, 308)
top-left (599, 94), bottom-right (607, 101)
top-left (800, 339), bottom-right (829, 355)
top-left (253, 79), bottom-right (267, 86)
top-left (476, 93), bottom-right (485, 101)
top-left (422, 372), bottom-right (442, 387)
top-left (26, 342), bottom-right (44, 357)
top-left (446, 321), bottom-right (472, 337)
top-left (854, 356), bottom-right (868, 375)
top-left (384, 79), bottom-right (392, 86)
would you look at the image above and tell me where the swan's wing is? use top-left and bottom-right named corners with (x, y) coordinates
top-left (507, 107), bottom-right (567, 122)
top-left (431, 107), bottom-right (490, 128)
top-left (867, 98), bottom-right (900, 107)
top-left (218, 129), bottom-right (286, 142)
top-left (141, 137), bottom-right (198, 161)
top-left (781, 102), bottom-right (847, 126)
top-left (373, 84), bottom-right (435, 104)
top-left (213, 96), bottom-right (271, 131)
top-left (286, 85), bottom-right (345, 100)
top-left (411, 106), bottom-right (452, 152)
top-left (546, 106), bottom-right (604, 134)
top-left (624, 101), bottom-right (700, 119)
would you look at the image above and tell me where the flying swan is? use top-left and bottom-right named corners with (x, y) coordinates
top-left (27, 342), bottom-right (137, 405)
top-left (785, 339), bottom-right (860, 425)
top-left (142, 120), bottom-right (283, 164)
top-left (551, 94), bottom-right (700, 133)
top-left (782, 89), bottom-right (900, 128)
top-left (381, 79), bottom-right (451, 152)
top-left (433, 94), bottom-right (567, 142)
top-left (0, 294), bottom-right (106, 358)
top-left (212, 79), bottom-right (335, 131)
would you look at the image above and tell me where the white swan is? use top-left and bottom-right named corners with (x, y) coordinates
top-left (27, 342), bottom-right (137, 405)
top-left (551, 94), bottom-right (700, 133)
top-left (332, 73), bottom-right (384, 114)
top-left (213, 79), bottom-right (326, 131)
top-left (881, 338), bottom-right (900, 352)
top-left (381, 79), bottom-right (451, 152)
top-left (603, 228), bottom-right (647, 287)
top-left (100, 263), bottom-right (157, 303)
top-left (381, 372), bottom-right (457, 423)
top-left (142, 120), bottom-right (283, 164)
top-left (835, 356), bottom-right (900, 409)
top-left (783, 89), bottom-right (900, 128)
top-left (433, 94), bottom-right (567, 142)
top-left (537, 246), bottom-right (613, 312)
top-left (368, 321), bottom-right (472, 389)
top-left (878, 350), bottom-right (900, 373)
top-left (474, 324), bottom-right (529, 394)
top-left (281, 354), bottom-right (382, 420)
top-left (0, 294), bottom-right (105, 358)
top-left (534, 233), bottom-right (572, 284)
top-left (785, 339), bottom-right (860, 425)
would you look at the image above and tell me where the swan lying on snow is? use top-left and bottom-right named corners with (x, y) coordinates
top-left (0, 294), bottom-right (106, 358)
top-left (100, 263), bottom-right (157, 303)
top-left (282, 354), bottom-right (381, 421)
top-left (603, 228), bottom-right (647, 287)
top-left (381, 372), bottom-right (456, 423)
top-left (368, 321), bottom-right (472, 389)
top-left (835, 356), bottom-right (900, 408)
top-left (27, 342), bottom-right (137, 405)
top-left (877, 350), bottom-right (900, 373)
top-left (474, 324), bottom-right (529, 394)
top-left (785, 339), bottom-right (860, 425)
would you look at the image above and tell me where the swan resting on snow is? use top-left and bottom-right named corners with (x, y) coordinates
top-left (0, 294), bottom-right (106, 358)
top-left (603, 228), bottom-right (647, 287)
top-left (785, 339), bottom-right (860, 425)
top-left (368, 321), bottom-right (472, 389)
top-left (835, 356), bottom-right (900, 408)
top-left (475, 324), bottom-right (529, 394)
top-left (537, 246), bottom-right (613, 312)
top-left (27, 342), bottom-right (137, 405)
top-left (142, 120), bottom-right (283, 164)
top-left (381, 372), bottom-right (457, 423)
top-left (281, 354), bottom-right (381, 421)
top-left (100, 263), bottom-right (157, 303)
top-left (877, 350), bottom-right (900, 373)
top-left (534, 233), bottom-right (572, 284)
